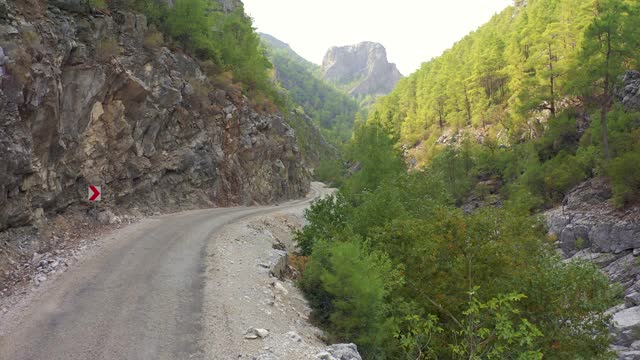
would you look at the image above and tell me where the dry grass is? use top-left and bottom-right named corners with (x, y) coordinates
top-left (288, 254), bottom-right (309, 274)
top-left (143, 26), bottom-right (164, 50)
top-left (250, 91), bottom-right (278, 113)
top-left (4, 47), bottom-right (32, 89)
top-left (96, 36), bottom-right (121, 62)
top-left (211, 71), bottom-right (243, 95)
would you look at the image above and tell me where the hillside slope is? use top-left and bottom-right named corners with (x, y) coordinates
top-left (261, 33), bottom-right (359, 142)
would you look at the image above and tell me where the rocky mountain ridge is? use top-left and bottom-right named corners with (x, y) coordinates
top-left (321, 41), bottom-right (402, 99)
top-left (0, 0), bottom-right (310, 232)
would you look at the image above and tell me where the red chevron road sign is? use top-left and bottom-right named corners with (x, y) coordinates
top-left (89, 185), bottom-right (101, 202)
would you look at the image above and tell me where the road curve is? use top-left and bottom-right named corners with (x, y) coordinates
top-left (0, 183), bottom-right (325, 360)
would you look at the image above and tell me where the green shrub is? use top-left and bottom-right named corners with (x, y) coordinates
top-left (535, 111), bottom-right (581, 162)
top-left (300, 239), bottom-right (398, 357)
top-left (429, 147), bottom-right (474, 204)
top-left (314, 159), bottom-right (346, 187)
top-left (143, 27), bottom-right (164, 50)
top-left (609, 149), bottom-right (640, 207)
top-left (520, 151), bottom-right (587, 206)
top-left (294, 194), bottom-right (350, 256)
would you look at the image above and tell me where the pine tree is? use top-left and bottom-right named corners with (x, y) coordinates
top-left (572, 0), bottom-right (638, 159)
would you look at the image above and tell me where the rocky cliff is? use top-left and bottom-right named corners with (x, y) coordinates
top-left (321, 41), bottom-right (402, 98)
top-left (0, 0), bottom-right (310, 232)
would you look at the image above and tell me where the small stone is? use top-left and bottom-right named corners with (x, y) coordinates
top-left (286, 331), bottom-right (302, 342)
top-left (34, 273), bottom-right (47, 285)
top-left (1, 307), bottom-right (8, 313)
top-left (273, 282), bottom-right (288, 296)
top-left (315, 351), bottom-right (335, 360)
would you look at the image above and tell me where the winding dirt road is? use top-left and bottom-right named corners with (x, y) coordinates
top-left (0, 183), bottom-right (324, 360)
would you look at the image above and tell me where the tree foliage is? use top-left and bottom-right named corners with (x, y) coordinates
top-left (296, 124), bottom-right (617, 359)
top-left (367, 0), bottom-right (640, 208)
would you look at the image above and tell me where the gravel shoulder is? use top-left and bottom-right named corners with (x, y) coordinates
top-left (202, 202), bottom-right (328, 359)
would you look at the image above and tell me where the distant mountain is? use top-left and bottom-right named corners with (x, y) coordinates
top-left (321, 42), bottom-right (403, 99)
top-left (260, 33), bottom-right (359, 142)
top-left (259, 33), bottom-right (316, 69)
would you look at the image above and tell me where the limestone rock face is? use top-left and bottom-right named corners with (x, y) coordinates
top-left (0, 2), bottom-right (309, 231)
top-left (321, 42), bottom-right (402, 98)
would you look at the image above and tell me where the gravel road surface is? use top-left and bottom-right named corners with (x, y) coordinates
top-left (0, 183), bottom-right (327, 360)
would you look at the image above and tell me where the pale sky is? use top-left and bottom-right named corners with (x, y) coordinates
top-left (243, 0), bottom-right (514, 76)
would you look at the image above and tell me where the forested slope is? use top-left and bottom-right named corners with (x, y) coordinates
top-left (294, 0), bottom-right (640, 359)
top-left (261, 33), bottom-right (359, 142)
top-left (368, 0), bottom-right (640, 208)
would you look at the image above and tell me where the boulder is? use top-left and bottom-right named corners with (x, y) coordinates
top-left (614, 306), bottom-right (640, 347)
top-left (625, 292), bottom-right (640, 308)
top-left (316, 344), bottom-right (362, 360)
top-left (269, 250), bottom-right (288, 280)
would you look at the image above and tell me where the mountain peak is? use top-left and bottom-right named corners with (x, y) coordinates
top-left (321, 42), bottom-right (403, 98)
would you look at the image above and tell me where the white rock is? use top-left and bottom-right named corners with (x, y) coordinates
top-left (245, 327), bottom-right (269, 339)
top-left (273, 282), bottom-right (288, 295)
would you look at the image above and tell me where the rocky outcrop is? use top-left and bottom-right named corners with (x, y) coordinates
top-left (545, 178), bottom-right (640, 358)
top-left (546, 178), bottom-right (640, 257)
top-left (617, 71), bottom-right (640, 112)
top-left (321, 42), bottom-right (402, 98)
top-left (0, 1), bottom-right (309, 232)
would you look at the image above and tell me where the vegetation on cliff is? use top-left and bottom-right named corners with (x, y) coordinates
top-left (120, 0), bottom-right (275, 98)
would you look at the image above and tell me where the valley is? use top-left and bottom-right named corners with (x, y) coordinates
top-left (1, 0), bottom-right (639, 359)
